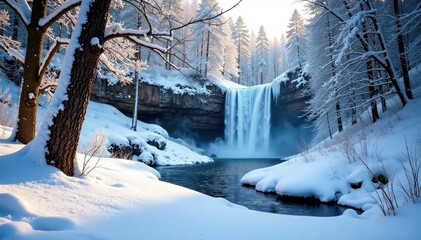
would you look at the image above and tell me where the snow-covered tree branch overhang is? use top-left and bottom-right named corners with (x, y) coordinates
top-left (38, 0), bottom-right (82, 30)
top-left (5, 0), bottom-right (31, 26)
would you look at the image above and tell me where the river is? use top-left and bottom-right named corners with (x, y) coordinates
top-left (155, 158), bottom-right (351, 216)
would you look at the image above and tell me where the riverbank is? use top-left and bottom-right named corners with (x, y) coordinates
top-left (241, 88), bottom-right (421, 216)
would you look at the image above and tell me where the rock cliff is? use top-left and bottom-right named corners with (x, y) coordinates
top-left (91, 79), bottom-right (225, 141)
top-left (91, 68), bottom-right (310, 143)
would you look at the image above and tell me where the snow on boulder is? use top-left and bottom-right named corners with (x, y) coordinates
top-left (79, 101), bottom-right (211, 166)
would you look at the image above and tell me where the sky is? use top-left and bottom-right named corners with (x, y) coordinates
top-left (219, 0), bottom-right (307, 40)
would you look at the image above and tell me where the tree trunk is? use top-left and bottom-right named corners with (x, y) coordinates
top-left (237, 34), bottom-right (241, 84)
top-left (364, 0), bottom-right (407, 107)
top-left (165, 39), bottom-right (171, 70)
top-left (15, 0), bottom-right (48, 144)
top-left (379, 84), bottom-right (387, 113)
top-left (132, 16), bottom-right (142, 131)
top-left (393, 0), bottom-right (413, 100)
top-left (10, 11), bottom-right (20, 84)
top-left (198, 31), bottom-right (205, 75)
top-left (326, 111), bottom-right (332, 139)
top-left (204, 21), bottom-right (211, 78)
top-left (340, 0), bottom-right (407, 107)
top-left (360, 12), bottom-right (379, 123)
top-left (367, 59), bottom-right (379, 123)
top-left (327, 14), bottom-right (343, 133)
top-left (131, 60), bottom-right (141, 131)
top-left (45, 0), bottom-right (111, 176)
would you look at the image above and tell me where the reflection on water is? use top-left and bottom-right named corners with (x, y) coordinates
top-left (155, 158), bottom-right (351, 216)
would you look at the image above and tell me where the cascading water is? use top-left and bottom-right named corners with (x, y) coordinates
top-left (206, 69), bottom-right (312, 158)
top-left (224, 84), bottom-right (275, 156)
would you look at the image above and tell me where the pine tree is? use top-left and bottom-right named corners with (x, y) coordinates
top-left (278, 34), bottom-right (288, 73)
top-left (222, 18), bottom-right (239, 80)
top-left (189, 0), bottom-right (225, 78)
top-left (249, 30), bottom-right (257, 85)
top-left (161, 0), bottom-right (184, 69)
top-left (255, 25), bottom-right (269, 84)
top-left (178, 0), bottom-right (199, 67)
top-left (269, 37), bottom-right (281, 80)
top-left (233, 16), bottom-right (251, 85)
top-left (286, 9), bottom-right (306, 69)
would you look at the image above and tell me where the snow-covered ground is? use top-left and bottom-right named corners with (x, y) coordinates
top-left (0, 126), bottom-right (420, 239)
top-left (0, 70), bottom-right (420, 239)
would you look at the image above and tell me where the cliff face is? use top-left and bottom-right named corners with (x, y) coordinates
top-left (91, 69), bottom-right (310, 142)
top-left (91, 79), bottom-right (225, 141)
top-left (275, 69), bottom-right (311, 122)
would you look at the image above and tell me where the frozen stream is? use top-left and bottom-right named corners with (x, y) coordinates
top-left (155, 158), bottom-right (351, 216)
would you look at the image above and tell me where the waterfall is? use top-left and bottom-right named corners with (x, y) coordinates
top-left (224, 84), bottom-right (274, 156)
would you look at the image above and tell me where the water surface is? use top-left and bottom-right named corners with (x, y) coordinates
top-left (155, 158), bottom-right (350, 216)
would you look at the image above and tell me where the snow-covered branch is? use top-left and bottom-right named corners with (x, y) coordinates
top-left (5, 46), bottom-right (24, 64)
top-left (4, 0), bottom-right (31, 26)
top-left (0, 10), bottom-right (23, 63)
top-left (170, 0), bottom-right (243, 35)
top-left (39, 37), bottom-right (70, 79)
top-left (124, 35), bottom-right (167, 52)
top-left (38, 0), bottom-right (82, 29)
top-left (98, 37), bottom-right (137, 84)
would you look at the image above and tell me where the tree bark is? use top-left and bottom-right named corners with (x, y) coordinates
top-left (327, 14), bottom-right (343, 133)
top-left (132, 65), bottom-right (140, 131)
top-left (393, 0), bottom-right (413, 100)
top-left (204, 21), bottom-right (211, 78)
top-left (364, 0), bottom-right (407, 107)
top-left (326, 111), bottom-right (332, 139)
top-left (45, 0), bottom-right (111, 176)
top-left (15, 0), bottom-right (48, 144)
top-left (367, 59), bottom-right (379, 123)
top-left (337, 0), bottom-right (407, 107)
top-left (360, 7), bottom-right (379, 123)
top-left (10, 11), bottom-right (20, 84)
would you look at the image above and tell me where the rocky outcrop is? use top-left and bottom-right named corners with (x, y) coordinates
top-left (278, 68), bottom-right (310, 114)
top-left (91, 79), bottom-right (225, 141)
top-left (272, 68), bottom-right (311, 128)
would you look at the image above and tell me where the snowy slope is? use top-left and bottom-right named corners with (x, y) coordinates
top-left (242, 86), bottom-right (421, 215)
top-left (78, 101), bottom-right (212, 165)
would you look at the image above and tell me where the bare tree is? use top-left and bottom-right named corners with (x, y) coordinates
top-left (304, 0), bottom-right (408, 108)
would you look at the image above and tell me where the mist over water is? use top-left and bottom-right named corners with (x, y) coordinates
top-left (205, 84), bottom-right (312, 159)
